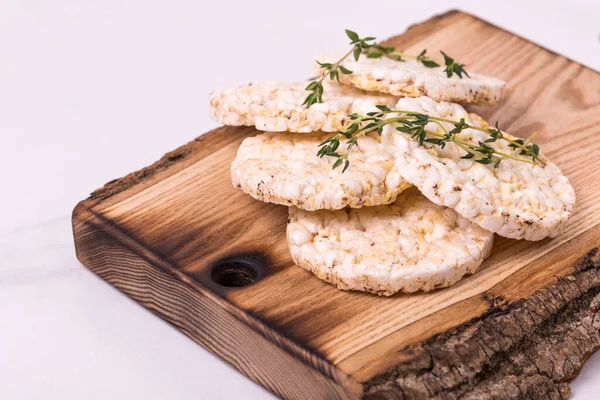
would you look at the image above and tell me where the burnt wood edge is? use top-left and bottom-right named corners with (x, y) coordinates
top-left (88, 133), bottom-right (202, 201)
top-left (363, 248), bottom-right (600, 399)
top-left (71, 204), bottom-right (363, 397)
top-left (72, 212), bottom-right (357, 400)
top-left (81, 125), bottom-right (256, 210)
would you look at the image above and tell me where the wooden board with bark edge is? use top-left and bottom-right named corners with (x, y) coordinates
top-left (72, 10), bottom-right (600, 400)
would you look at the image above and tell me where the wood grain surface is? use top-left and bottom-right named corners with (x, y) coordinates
top-left (73, 10), bottom-right (600, 399)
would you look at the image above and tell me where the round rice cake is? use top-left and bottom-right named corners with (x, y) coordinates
top-left (209, 80), bottom-right (398, 132)
top-left (231, 131), bottom-right (411, 210)
top-left (287, 188), bottom-right (494, 295)
top-left (383, 96), bottom-right (575, 241)
top-left (317, 56), bottom-right (506, 105)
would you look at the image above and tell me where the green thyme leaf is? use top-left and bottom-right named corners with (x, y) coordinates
top-left (416, 49), bottom-right (440, 68)
top-left (441, 51), bottom-right (470, 79)
top-left (345, 29), bottom-right (359, 43)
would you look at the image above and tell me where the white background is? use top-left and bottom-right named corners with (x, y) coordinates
top-left (1, 1), bottom-right (599, 399)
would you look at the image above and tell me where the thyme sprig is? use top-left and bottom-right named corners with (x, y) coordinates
top-left (304, 30), bottom-right (469, 108)
top-left (302, 30), bottom-right (374, 108)
top-left (317, 105), bottom-right (546, 172)
top-left (441, 51), bottom-right (469, 78)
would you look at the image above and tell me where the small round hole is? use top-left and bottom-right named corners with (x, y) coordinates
top-left (211, 260), bottom-right (258, 288)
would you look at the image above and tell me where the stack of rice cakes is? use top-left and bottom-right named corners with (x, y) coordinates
top-left (209, 57), bottom-right (575, 296)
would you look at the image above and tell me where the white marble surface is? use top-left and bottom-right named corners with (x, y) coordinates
top-left (1, 1), bottom-right (599, 399)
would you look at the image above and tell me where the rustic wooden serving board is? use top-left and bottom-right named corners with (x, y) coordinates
top-left (73, 10), bottom-right (600, 399)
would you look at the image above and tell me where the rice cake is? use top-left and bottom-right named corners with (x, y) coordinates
top-left (384, 96), bottom-right (575, 241)
top-left (231, 131), bottom-right (411, 210)
top-left (287, 188), bottom-right (494, 295)
top-left (317, 56), bottom-right (506, 105)
top-left (209, 80), bottom-right (398, 132)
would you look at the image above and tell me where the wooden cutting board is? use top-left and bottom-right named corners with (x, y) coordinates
top-left (72, 10), bottom-right (600, 400)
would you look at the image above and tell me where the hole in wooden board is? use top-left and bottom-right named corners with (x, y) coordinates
top-left (211, 257), bottom-right (261, 288)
